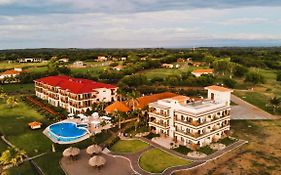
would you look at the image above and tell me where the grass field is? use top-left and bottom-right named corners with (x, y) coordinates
top-left (139, 148), bottom-right (190, 173)
top-left (0, 99), bottom-right (64, 175)
top-left (0, 61), bottom-right (48, 70)
top-left (110, 140), bottom-right (149, 154)
top-left (1, 83), bottom-right (34, 95)
top-left (234, 68), bottom-right (281, 115)
top-left (138, 63), bottom-right (207, 80)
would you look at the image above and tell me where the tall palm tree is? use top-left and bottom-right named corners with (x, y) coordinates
top-left (0, 147), bottom-right (26, 166)
top-left (268, 96), bottom-right (281, 113)
top-left (113, 110), bottom-right (125, 129)
top-left (127, 91), bottom-right (140, 111)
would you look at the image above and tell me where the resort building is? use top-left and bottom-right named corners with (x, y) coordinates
top-left (0, 68), bottom-right (24, 82)
top-left (191, 69), bottom-right (214, 77)
top-left (18, 57), bottom-right (43, 63)
top-left (148, 85), bottom-right (233, 148)
top-left (34, 76), bottom-right (118, 114)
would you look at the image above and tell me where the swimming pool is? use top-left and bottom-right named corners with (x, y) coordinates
top-left (47, 122), bottom-right (89, 143)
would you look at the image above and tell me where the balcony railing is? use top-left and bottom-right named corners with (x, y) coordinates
top-left (175, 125), bottom-right (230, 138)
top-left (149, 121), bottom-right (169, 128)
top-left (149, 111), bottom-right (169, 118)
top-left (175, 114), bottom-right (230, 127)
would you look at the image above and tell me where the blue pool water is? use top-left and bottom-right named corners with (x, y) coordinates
top-left (48, 122), bottom-right (88, 143)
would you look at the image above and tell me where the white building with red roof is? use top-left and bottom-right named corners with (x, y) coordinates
top-left (34, 76), bottom-right (118, 114)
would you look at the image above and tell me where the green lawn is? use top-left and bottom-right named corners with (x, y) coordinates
top-left (0, 100), bottom-right (63, 174)
top-left (27, 66), bottom-right (48, 73)
top-left (110, 140), bottom-right (149, 153)
top-left (1, 83), bottom-right (34, 95)
top-left (139, 148), bottom-right (190, 173)
top-left (8, 162), bottom-right (36, 175)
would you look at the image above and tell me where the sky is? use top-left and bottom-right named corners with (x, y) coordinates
top-left (1, 0), bottom-right (281, 49)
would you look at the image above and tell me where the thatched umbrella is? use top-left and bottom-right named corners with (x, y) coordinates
top-left (88, 156), bottom-right (106, 167)
top-left (86, 144), bottom-right (102, 155)
top-left (63, 147), bottom-right (80, 159)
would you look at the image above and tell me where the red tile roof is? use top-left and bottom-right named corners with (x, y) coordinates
top-left (132, 92), bottom-right (178, 109)
top-left (35, 75), bottom-right (117, 94)
top-left (105, 101), bottom-right (130, 113)
top-left (192, 69), bottom-right (214, 73)
top-left (0, 70), bottom-right (21, 75)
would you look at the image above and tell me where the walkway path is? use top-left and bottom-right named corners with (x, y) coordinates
top-left (107, 137), bottom-right (247, 175)
top-left (231, 94), bottom-right (279, 120)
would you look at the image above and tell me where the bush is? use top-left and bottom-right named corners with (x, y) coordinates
top-left (223, 78), bottom-right (237, 88)
top-left (145, 133), bottom-right (160, 140)
top-left (245, 72), bottom-right (265, 84)
top-left (233, 64), bottom-right (248, 77)
top-left (173, 145), bottom-right (192, 154)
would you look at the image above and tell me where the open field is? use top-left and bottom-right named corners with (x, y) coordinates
top-left (110, 140), bottom-right (149, 154)
top-left (1, 83), bottom-right (34, 95)
top-left (0, 61), bottom-right (48, 70)
top-left (177, 120), bottom-right (281, 175)
top-left (139, 148), bottom-right (190, 173)
top-left (137, 63), bottom-right (207, 79)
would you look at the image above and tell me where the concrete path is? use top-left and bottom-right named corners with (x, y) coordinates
top-left (231, 94), bottom-right (279, 120)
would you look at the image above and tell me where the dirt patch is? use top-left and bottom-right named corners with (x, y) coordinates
top-left (176, 120), bottom-right (281, 175)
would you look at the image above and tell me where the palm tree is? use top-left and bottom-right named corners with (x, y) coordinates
top-left (0, 147), bottom-right (26, 166)
top-left (0, 86), bottom-right (7, 100)
top-left (113, 110), bottom-right (125, 129)
top-left (6, 97), bottom-right (17, 108)
top-left (268, 96), bottom-right (281, 113)
top-left (127, 91), bottom-right (140, 111)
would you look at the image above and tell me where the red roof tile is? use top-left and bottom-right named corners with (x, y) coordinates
top-left (35, 76), bottom-right (117, 94)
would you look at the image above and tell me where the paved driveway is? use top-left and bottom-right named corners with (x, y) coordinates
top-left (231, 94), bottom-right (278, 120)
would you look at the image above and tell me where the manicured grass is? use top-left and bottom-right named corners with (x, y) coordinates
top-left (0, 140), bottom-right (8, 153)
top-left (1, 83), bottom-right (34, 95)
top-left (110, 140), bottom-right (149, 153)
top-left (173, 145), bottom-right (192, 155)
top-left (139, 148), bottom-right (190, 173)
top-left (0, 100), bottom-right (63, 174)
top-left (34, 152), bottom-right (65, 175)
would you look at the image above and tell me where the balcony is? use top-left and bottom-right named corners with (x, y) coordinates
top-left (149, 111), bottom-right (169, 119)
top-left (148, 121), bottom-right (169, 129)
top-left (175, 115), bottom-right (230, 127)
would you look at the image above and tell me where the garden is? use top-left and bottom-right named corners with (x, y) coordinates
top-left (110, 140), bottom-right (149, 154)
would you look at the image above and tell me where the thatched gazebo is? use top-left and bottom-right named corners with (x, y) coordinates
top-left (88, 156), bottom-right (106, 168)
top-left (63, 147), bottom-right (80, 160)
top-left (86, 144), bottom-right (102, 156)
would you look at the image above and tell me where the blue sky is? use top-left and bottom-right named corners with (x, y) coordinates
top-left (1, 0), bottom-right (281, 49)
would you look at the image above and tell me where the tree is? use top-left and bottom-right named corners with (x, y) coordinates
top-left (0, 86), bottom-right (7, 100)
top-left (222, 78), bottom-right (237, 88)
top-left (245, 72), bottom-right (265, 84)
top-left (0, 147), bottom-right (26, 166)
top-left (268, 96), bottom-right (281, 113)
top-left (6, 97), bottom-right (17, 108)
top-left (126, 91), bottom-right (140, 111)
top-left (233, 64), bottom-right (248, 77)
top-left (212, 58), bottom-right (235, 78)
top-left (277, 71), bottom-right (281, 81)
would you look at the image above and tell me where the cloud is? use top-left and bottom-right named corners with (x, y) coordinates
top-left (221, 18), bottom-right (269, 25)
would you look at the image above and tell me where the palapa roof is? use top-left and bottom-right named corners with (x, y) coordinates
top-left (28, 121), bottom-right (42, 127)
top-left (104, 101), bottom-right (130, 113)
